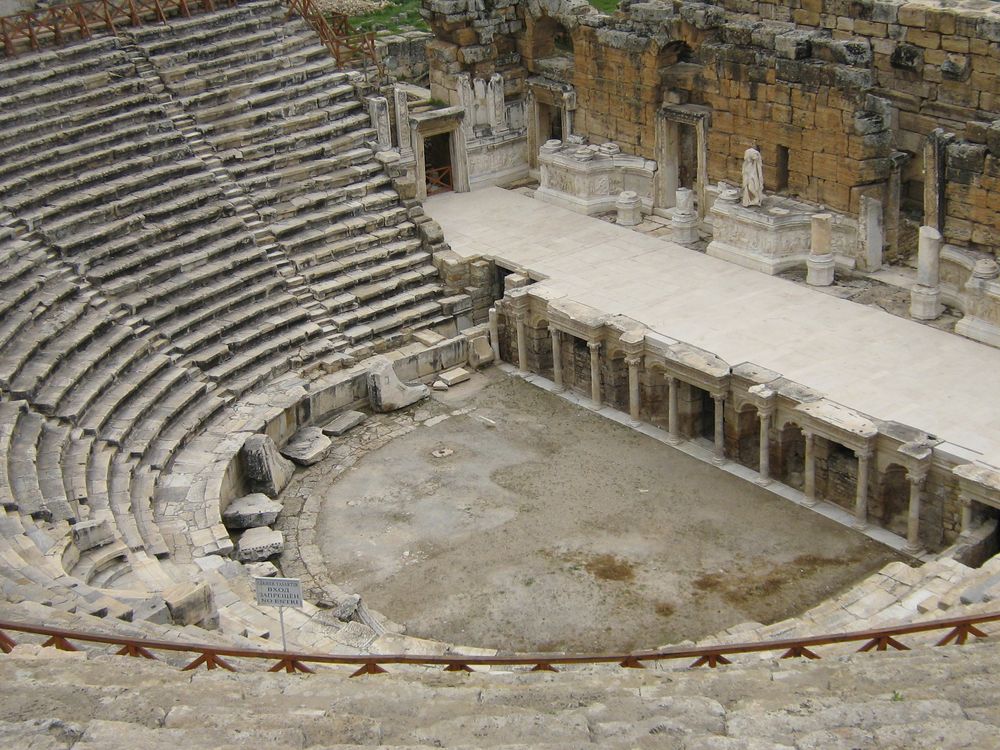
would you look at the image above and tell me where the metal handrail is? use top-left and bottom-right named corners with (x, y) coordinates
top-left (0, 0), bottom-right (382, 76)
top-left (1, 0), bottom-right (234, 56)
top-left (1, 610), bottom-right (996, 677)
top-left (285, 0), bottom-right (382, 76)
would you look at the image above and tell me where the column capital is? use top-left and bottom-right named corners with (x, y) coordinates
top-left (960, 494), bottom-right (974, 509)
top-left (587, 340), bottom-right (601, 352)
top-left (548, 325), bottom-right (562, 337)
top-left (624, 355), bottom-right (642, 368)
top-left (855, 445), bottom-right (874, 461)
top-left (908, 466), bottom-right (929, 486)
top-left (711, 392), bottom-right (726, 403)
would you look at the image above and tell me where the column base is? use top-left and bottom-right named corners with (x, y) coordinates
top-left (852, 519), bottom-right (869, 531)
top-left (802, 496), bottom-right (818, 508)
top-left (587, 400), bottom-right (602, 411)
top-left (754, 475), bottom-right (772, 487)
top-left (712, 455), bottom-right (725, 466)
top-left (806, 253), bottom-right (835, 286)
top-left (628, 419), bottom-right (641, 428)
top-left (902, 543), bottom-right (923, 556)
top-left (909, 283), bottom-right (942, 321)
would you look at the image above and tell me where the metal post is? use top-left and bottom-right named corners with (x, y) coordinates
top-left (279, 606), bottom-right (287, 652)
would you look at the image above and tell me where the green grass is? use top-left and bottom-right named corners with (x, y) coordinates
top-left (349, 0), bottom-right (616, 34)
top-left (588, 0), bottom-right (620, 13)
top-left (349, 0), bottom-right (427, 33)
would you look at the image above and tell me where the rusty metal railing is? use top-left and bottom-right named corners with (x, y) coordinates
top-left (285, 0), bottom-right (382, 76)
top-left (426, 165), bottom-right (453, 195)
top-left (0, 0), bottom-right (236, 57)
top-left (1, 610), bottom-right (997, 677)
top-left (0, 0), bottom-right (382, 76)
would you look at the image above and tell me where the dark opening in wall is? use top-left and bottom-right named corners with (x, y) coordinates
top-left (776, 145), bottom-right (789, 192)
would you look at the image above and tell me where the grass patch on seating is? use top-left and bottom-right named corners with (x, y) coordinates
top-left (349, 0), bottom-right (427, 33)
top-left (588, 0), bottom-right (620, 13)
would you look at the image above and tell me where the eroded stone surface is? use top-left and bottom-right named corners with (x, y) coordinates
top-left (221, 493), bottom-right (283, 530)
top-left (241, 435), bottom-right (295, 498)
top-left (321, 410), bottom-right (366, 437)
top-left (367, 356), bottom-right (429, 412)
top-left (236, 527), bottom-right (284, 562)
top-left (280, 427), bottom-right (332, 467)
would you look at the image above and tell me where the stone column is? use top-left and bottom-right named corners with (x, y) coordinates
top-left (853, 446), bottom-right (873, 529)
top-left (910, 226), bottom-right (942, 320)
top-left (904, 468), bottom-right (927, 554)
top-left (626, 355), bottom-right (641, 425)
top-left (712, 394), bottom-right (726, 465)
top-left (667, 376), bottom-right (680, 444)
top-left (550, 328), bottom-right (563, 391)
top-left (671, 187), bottom-right (699, 245)
top-left (367, 96), bottom-right (392, 152)
top-left (393, 87), bottom-right (413, 161)
top-left (756, 408), bottom-right (773, 486)
top-left (514, 313), bottom-right (528, 373)
top-left (487, 73), bottom-right (507, 133)
top-left (806, 213), bottom-right (835, 286)
top-left (960, 494), bottom-right (974, 537)
top-left (616, 191), bottom-right (642, 226)
top-left (803, 429), bottom-right (817, 506)
top-left (588, 341), bottom-right (602, 408)
top-left (488, 307), bottom-right (501, 362)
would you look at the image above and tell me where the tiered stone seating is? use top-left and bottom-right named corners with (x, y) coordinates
top-left (136, 0), bottom-right (449, 353)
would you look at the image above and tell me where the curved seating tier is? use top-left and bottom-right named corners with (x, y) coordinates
top-left (0, 0), bottom-right (456, 645)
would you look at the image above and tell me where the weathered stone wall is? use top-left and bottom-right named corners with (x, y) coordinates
top-left (423, 0), bottom-right (1000, 256)
top-left (943, 124), bottom-right (1000, 253)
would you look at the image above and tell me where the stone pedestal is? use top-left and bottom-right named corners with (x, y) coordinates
top-left (616, 191), bottom-right (642, 226)
top-left (806, 213), bottom-right (835, 287)
top-left (910, 284), bottom-right (942, 320)
top-left (911, 226), bottom-right (943, 320)
top-left (671, 187), bottom-right (699, 244)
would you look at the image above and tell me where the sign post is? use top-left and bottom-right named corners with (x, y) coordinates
top-left (253, 576), bottom-right (303, 652)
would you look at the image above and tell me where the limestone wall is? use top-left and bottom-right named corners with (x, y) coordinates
top-left (422, 0), bottom-right (1000, 258)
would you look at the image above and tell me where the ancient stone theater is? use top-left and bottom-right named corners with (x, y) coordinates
top-left (1, 0), bottom-right (1000, 746)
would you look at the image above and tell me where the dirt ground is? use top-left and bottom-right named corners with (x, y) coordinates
top-left (313, 369), bottom-right (903, 652)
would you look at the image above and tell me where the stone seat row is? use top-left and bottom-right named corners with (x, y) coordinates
top-left (0, 38), bottom-right (125, 95)
top-left (0, 78), bottom-right (153, 134)
top-left (178, 52), bottom-right (346, 112)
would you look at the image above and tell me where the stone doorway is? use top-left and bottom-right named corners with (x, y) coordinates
top-left (538, 101), bottom-right (563, 144)
top-left (424, 132), bottom-right (453, 196)
top-left (875, 464), bottom-right (910, 538)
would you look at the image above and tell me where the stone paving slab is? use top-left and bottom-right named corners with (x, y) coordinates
top-left (427, 187), bottom-right (1000, 467)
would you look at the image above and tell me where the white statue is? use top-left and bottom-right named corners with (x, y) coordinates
top-left (741, 146), bottom-right (764, 207)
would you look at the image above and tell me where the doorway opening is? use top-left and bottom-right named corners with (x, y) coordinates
top-left (424, 132), bottom-right (453, 195)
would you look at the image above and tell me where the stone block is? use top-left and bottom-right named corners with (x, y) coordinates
top-left (163, 581), bottom-right (215, 626)
top-left (280, 427), bottom-right (332, 466)
top-left (367, 356), bottom-right (429, 413)
top-left (440, 367), bottom-right (471, 386)
top-left (468, 334), bottom-right (494, 368)
top-left (246, 561), bottom-right (280, 578)
top-left (321, 410), bottom-right (367, 437)
top-left (222, 493), bottom-right (284, 530)
top-left (236, 527), bottom-right (284, 562)
top-left (70, 519), bottom-right (114, 552)
top-left (241, 434), bottom-right (295, 498)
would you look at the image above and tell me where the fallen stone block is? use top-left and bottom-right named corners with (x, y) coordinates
top-left (236, 527), bottom-right (284, 562)
top-left (440, 367), bottom-right (470, 387)
top-left (432, 380), bottom-right (448, 391)
top-left (70, 519), bottom-right (114, 552)
top-left (222, 493), bottom-right (284, 529)
top-left (241, 434), bottom-right (295, 498)
top-left (321, 410), bottom-right (366, 437)
top-left (367, 356), bottom-right (428, 413)
top-left (247, 561), bottom-right (279, 578)
top-left (280, 427), bottom-right (332, 466)
top-left (163, 581), bottom-right (216, 626)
